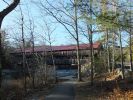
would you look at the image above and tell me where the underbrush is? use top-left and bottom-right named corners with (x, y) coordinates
top-left (1, 78), bottom-right (55, 100)
top-left (75, 79), bottom-right (133, 100)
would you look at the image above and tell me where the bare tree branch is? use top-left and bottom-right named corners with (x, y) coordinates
top-left (0, 0), bottom-right (20, 18)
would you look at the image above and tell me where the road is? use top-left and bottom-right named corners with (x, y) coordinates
top-left (45, 82), bottom-right (75, 100)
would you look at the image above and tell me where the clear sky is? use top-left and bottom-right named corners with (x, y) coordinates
top-left (0, 0), bottom-right (102, 46)
top-left (1, 0), bottom-right (74, 46)
top-left (0, 0), bottom-right (132, 47)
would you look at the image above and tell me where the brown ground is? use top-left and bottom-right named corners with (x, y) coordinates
top-left (1, 79), bottom-right (55, 100)
top-left (2, 73), bottom-right (133, 100)
top-left (75, 79), bottom-right (133, 100)
top-left (24, 85), bottom-right (54, 100)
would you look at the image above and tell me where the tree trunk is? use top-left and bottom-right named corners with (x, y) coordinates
top-left (119, 31), bottom-right (125, 79)
top-left (31, 30), bottom-right (35, 88)
top-left (112, 0), bottom-right (117, 72)
top-left (0, 18), bottom-right (3, 88)
top-left (50, 42), bottom-right (56, 83)
top-left (87, 0), bottom-right (94, 85)
top-left (0, 18), bottom-right (3, 28)
top-left (112, 32), bottom-right (115, 71)
top-left (76, 38), bottom-right (81, 81)
top-left (106, 30), bottom-right (111, 72)
top-left (90, 31), bottom-right (94, 85)
top-left (0, 1), bottom-right (20, 95)
top-left (129, 7), bottom-right (133, 71)
top-left (0, 30), bottom-right (2, 89)
top-left (129, 32), bottom-right (132, 71)
top-left (44, 50), bottom-right (47, 84)
top-left (20, 13), bottom-right (27, 91)
top-left (74, 0), bottom-right (81, 81)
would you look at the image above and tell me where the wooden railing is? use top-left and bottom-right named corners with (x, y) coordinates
top-left (46, 59), bottom-right (89, 65)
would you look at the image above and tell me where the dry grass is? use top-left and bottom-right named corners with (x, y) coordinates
top-left (1, 77), bottom-right (55, 100)
top-left (1, 79), bottom-right (24, 100)
top-left (24, 85), bottom-right (54, 100)
top-left (75, 79), bottom-right (133, 100)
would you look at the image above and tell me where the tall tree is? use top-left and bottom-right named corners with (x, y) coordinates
top-left (0, 0), bottom-right (20, 89)
top-left (111, 0), bottom-right (116, 71)
top-left (36, 0), bottom-right (82, 81)
top-left (74, 0), bottom-right (82, 81)
top-left (19, 6), bottom-right (27, 92)
top-left (100, 0), bottom-right (111, 72)
top-left (118, 30), bottom-right (125, 79)
top-left (38, 18), bottom-right (57, 83)
top-left (86, 0), bottom-right (94, 86)
top-left (129, 1), bottom-right (133, 71)
top-left (28, 13), bottom-right (36, 88)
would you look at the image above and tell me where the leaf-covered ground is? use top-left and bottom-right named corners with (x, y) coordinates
top-left (75, 79), bottom-right (133, 100)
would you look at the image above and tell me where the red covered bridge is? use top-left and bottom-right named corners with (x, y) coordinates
top-left (11, 42), bottom-right (102, 69)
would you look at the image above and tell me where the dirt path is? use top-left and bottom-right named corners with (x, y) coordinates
top-left (24, 86), bottom-right (54, 100)
top-left (24, 76), bottom-right (76, 100)
top-left (45, 83), bottom-right (75, 100)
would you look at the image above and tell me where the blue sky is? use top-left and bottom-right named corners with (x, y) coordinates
top-left (0, 0), bottom-right (102, 46)
top-left (0, 0), bottom-right (73, 46)
top-left (0, 0), bottom-right (132, 47)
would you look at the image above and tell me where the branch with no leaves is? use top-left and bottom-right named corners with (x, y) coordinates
top-left (2, 0), bottom-right (9, 5)
top-left (0, 0), bottom-right (20, 17)
top-left (38, 0), bottom-right (77, 40)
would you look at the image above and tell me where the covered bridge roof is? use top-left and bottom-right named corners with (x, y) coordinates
top-left (13, 42), bottom-right (101, 53)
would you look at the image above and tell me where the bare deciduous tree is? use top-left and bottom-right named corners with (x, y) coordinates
top-left (36, 0), bottom-right (82, 81)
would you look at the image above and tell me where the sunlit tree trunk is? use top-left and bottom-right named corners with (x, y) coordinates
top-left (129, 3), bottom-right (133, 71)
top-left (88, 27), bottom-right (94, 85)
top-left (129, 29), bottom-right (132, 71)
top-left (119, 31), bottom-right (125, 79)
top-left (112, 33), bottom-right (115, 71)
top-left (101, 0), bottom-right (111, 72)
top-left (49, 42), bottom-right (56, 83)
top-left (106, 30), bottom-right (111, 72)
top-left (89, 0), bottom-right (94, 85)
top-left (112, 0), bottom-right (116, 72)
top-left (74, 0), bottom-right (81, 81)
